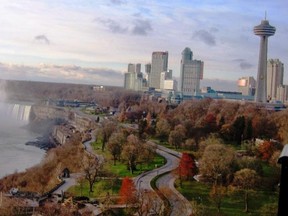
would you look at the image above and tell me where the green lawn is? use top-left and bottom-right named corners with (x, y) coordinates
top-left (69, 139), bottom-right (166, 198)
top-left (90, 140), bottom-right (165, 177)
top-left (68, 178), bottom-right (121, 200)
top-left (176, 180), bottom-right (278, 216)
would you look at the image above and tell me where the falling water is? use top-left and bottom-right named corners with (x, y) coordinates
top-left (0, 102), bottom-right (45, 178)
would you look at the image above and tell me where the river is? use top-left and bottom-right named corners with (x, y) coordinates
top-left (0, 103), bottom-right (45, 178)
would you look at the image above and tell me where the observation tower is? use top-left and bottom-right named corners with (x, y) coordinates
top-left (254, 18), bottom-right (276, 102)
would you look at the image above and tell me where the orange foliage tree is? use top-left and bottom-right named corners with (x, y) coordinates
top-left (119, 177), bottom-right (137, 205)
top-left (257, 140), bottom-right (281, 161)
top-left (178, 153), bottom-right (197, 181)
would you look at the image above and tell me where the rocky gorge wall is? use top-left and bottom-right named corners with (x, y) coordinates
top-left (30, 105), bottom-right (96, 145)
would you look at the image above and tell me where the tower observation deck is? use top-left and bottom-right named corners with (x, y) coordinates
top-left (253, 19), bottom-right (276, 103)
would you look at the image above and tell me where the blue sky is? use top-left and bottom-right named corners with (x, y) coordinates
top-left (0, 0), bottom-right (287, 90)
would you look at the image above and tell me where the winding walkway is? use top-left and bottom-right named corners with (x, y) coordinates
top-left (134, 144), bottom-right (192, 216)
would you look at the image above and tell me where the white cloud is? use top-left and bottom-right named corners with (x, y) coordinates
top-left (0, 1), bottom-right (287, 89)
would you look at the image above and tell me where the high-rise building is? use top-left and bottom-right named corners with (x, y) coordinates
top-left (276, 85), bottom-right (288, 103)
top-left (267, 59), bottom-right (284, 100)
top-left (149, 51), bottom-right (168, 89)
top-left (160, 70), bottom-right (174, 90)
top-left (238, 76), bottom-right (256, 96)
top-left (180, 47), bottom-right (203, 96)
top-left (124, 63), bottom-right (142, 91)
top-left (254, 19), bottom-right (276, 102)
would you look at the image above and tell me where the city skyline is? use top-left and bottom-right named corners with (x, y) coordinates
top-left (0, 0), bottom-right (287, 91)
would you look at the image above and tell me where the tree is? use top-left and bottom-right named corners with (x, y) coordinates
top-left (107, 132), bottom-right (125, 165)
top-left (190, 200), bottom-right (208, 216)
top-left (82, 154), bottom-right (103, 193)
top-left (121, 134), bottom-right (141, 174)
top-left (168, 124), bottom-right (186, 149)
top-left (156, 119), bottom-right (170, 141)
top-left (138, 141), bottom-right (156, 170)
top-left (233, 168), bottom-right (260, 212)
top-left (243, 118), bottom-right (253, 140)
top-left (257, 140), bottom-right (281, 161)
top-left (232, 116), bottom-right (245, 145)
top-left (119, 177), bottom-right (137, 205)
top-left (97, 120), bottom-right (117, 151)
top-left (199, 144), bottom-right (235, 184)
top-left (178, 153), bottom-right (197, 181)
top-left (136, 190), bottom-right (165, 216)
top-left (209, 184), bottom-right (226, 213)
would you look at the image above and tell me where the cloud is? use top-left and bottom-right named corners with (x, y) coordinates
top-left (97, 18), bottom-right (128, 34)
top-left (34, 35), bottom-right (50, 44)
top-left (193, 30), bottom-right (216, 46)
top-left (132, 19), bottom-right (153, 36)
top-left (0, 63), bottom-right (123, 86)
top-left (96, 17), bottom-right (152, 36)
top-left (110, 0), bottom-right (126, 5)
top-left (233, 59), bottom-right (253, 70)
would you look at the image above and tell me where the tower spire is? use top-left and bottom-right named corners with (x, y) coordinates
top-left (254, 18), bottom-right (276, 103)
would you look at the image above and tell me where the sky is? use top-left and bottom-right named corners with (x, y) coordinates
top-left (0, 0), bottom-right (287, 91)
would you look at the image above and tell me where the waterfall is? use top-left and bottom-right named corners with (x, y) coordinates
top-left (4, 103), bottom-right (32, 122)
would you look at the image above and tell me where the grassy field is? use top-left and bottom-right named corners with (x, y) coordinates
top-left (176, 180), bottom-right (278, 216)
top-left (68, 178), bottom-right (121, 200)
top-left (68, 139), bottom-right (166, 198)
top-left (90, 140), bottom-right (165, 177)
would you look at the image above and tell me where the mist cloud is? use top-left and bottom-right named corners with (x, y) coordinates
top-left (34, 35), bottom-right (50, 44)
top-left (110, 0), bottom-right (126, 5)
top-left (233, 59), bottom-right (253, 70)
top-left (193, 30), bottom-right (216, 46)
top-left (132, 19), bottom-right (153, 36)
top-left (97, 18), bottom-right (128, 34)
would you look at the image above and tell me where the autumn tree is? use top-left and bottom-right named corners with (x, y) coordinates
top-left (203, 113), bottom-right (217, 132)
top-left (257, 140), bottom-right (282, 161)
top-left (178, 153), bottom-right (197, 181)
top-left (156, 119), bottom-right (171, 141)
top-left (138, 141), bottom-right (156, 170)
top-left (200, 144), bottom-right (235, 185)
top-left (209, 184), bottom-right (226, 213)
top-left (119, 177), bottom-right (137, 205)
top-left (237, 156), bottom-right (263, 176)
top-left (233, 168), bottom-right (260, 213)
top-left (168, 124), bottom-right (186, 149)
top-left (97, 120), bottom-right (117, 151)
top-left (121, 134), bottom-right (141, 174)
top-left (136, 190), bottom-right (165, 216)
top-left (82, 154), bottom-right (103, 193)
top-left (107, 132), bottom-right (125, 165)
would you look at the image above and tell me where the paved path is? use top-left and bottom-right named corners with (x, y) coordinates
top-left (53, 173), bottom-right (83, 195)
top-left (134, 144), bottom-right (192, 216)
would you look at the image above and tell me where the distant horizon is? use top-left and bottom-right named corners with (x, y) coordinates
top-left (0, 74), bottom-right (238, 92)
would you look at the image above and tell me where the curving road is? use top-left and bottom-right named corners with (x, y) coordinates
top-left (134, 144), bottom-right (192, 216)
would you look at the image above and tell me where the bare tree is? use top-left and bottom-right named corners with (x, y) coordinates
top-left (82, 154), bottom-right (103, 193)
top-left (107, 132), bottom-right (125, 165)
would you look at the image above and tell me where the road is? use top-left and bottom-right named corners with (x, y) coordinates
top-left (134, 144), bottom-right (192, 216)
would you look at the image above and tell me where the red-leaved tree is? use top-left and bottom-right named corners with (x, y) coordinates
top-left (178, 153), bottom-right (198, 181)
top-left (257, 140), bottom-right (280, 161)
top-left (119, 177), bottom-right (137, 205)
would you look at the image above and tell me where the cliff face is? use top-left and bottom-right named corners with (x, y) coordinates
top-left (30, 105), bottom-right (96, 145)
top-left (30, 105), bottom-right (70, 121)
